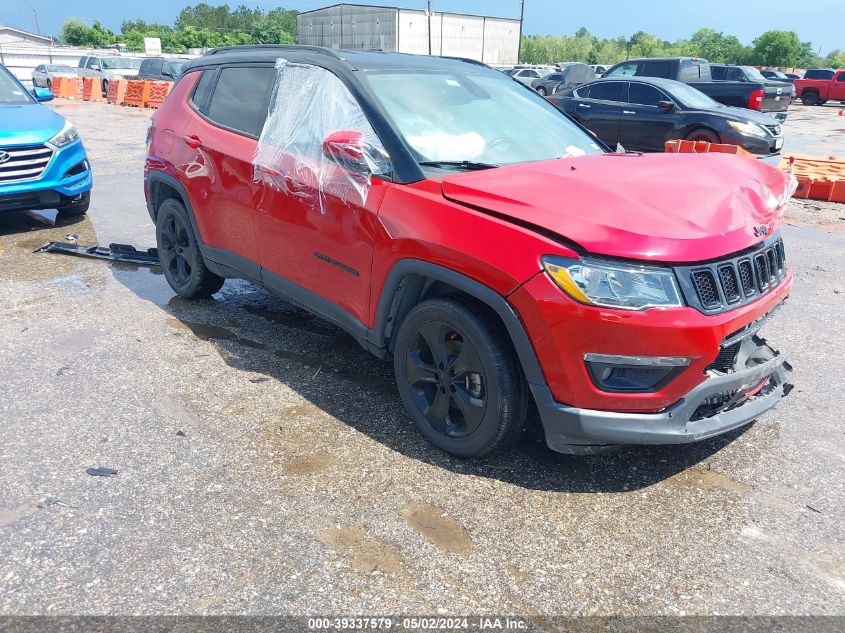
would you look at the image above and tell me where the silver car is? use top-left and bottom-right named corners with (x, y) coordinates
top-left (31, 64), bottom-right (77, 90)
top-left (510, 67), bottom-right (555, 87)
top-left (77, 55), bottom-right (142, 94)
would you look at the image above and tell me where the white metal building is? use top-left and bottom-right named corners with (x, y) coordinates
top-left (297, 4), bottom-right (519, 66)
top-left (0, 25), bottom-right (53, 46)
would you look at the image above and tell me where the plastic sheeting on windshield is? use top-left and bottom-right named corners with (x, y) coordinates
top-left (253, 58), bottom-right (391, 214)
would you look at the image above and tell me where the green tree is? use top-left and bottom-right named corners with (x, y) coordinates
top-left (689, 28), bottom-right (744, 63)
top-left (751, 30), bottom-right (803, 66)
top-left (823, 50), bottom-right (845, 68)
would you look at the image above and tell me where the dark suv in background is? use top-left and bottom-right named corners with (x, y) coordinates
top-left (138, 57), bottom-right (190, 82)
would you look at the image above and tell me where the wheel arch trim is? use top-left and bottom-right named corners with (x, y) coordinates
top-left (369, 259), bottom-right (546, 386)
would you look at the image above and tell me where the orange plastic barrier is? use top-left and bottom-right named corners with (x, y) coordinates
top-left (64, 77), bottom-right (83, 100)
top-left (779, 154), bottom-right (845, 203)
top-left (665, 139), bottom-right (754, 158)
top-left (122, 80), bottom-right (150, 107)
top-left (145, 81), bottom-right (172, 108)
top-left (106, 79), bottom-right (128, 105)
top-left (82, 77), bottom-right (104, 102)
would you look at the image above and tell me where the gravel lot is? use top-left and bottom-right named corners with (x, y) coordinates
top-left (0, 99), bottom-right (843, 618)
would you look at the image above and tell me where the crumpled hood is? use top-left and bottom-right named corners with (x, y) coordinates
top-left (0, 103), bottom-right (65, 146)
top-left (441, 153), bottom-right (790, 262)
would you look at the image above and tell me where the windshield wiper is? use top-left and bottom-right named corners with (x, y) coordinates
top-left (418, 160), bottom-right (500, 171)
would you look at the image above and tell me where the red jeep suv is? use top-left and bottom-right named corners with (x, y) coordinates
top-left (144, 45), bottom-right (793, 457)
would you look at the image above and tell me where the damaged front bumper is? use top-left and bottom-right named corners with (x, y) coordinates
top-left (534, 339), bottom-right (792, 455)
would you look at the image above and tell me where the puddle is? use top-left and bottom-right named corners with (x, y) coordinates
top-left (48, 328), bottom-right (105, 355)
top-left (284, 454), bottom-right (334, 475)
top-left (316, 525), bottom-right (405, 573)
top-left (666, 466), bottom-right (752, 494)
top-left (400, 502), bottom-right (474, 555)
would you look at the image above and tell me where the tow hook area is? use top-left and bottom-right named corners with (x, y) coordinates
top-left (34, 241), bottom-right (160, 266)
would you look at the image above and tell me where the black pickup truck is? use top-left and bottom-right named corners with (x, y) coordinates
top-left (603, 57), bottom-right (790, 121)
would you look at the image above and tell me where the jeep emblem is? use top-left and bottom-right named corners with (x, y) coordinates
top-left (754, 225), bottom-right (769, 237)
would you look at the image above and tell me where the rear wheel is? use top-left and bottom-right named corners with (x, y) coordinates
top-left (155, 198), bottom-right (224, 299)
top-left (686, 128), bottom-right (720, 144)
top-left (393, 297), bottom-right (528, 457)
top-left (800, 91), bottom-right (819, 106)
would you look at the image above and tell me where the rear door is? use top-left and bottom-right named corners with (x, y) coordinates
top-left (617, 82), bottom-right (679, 151)
top-left (183, 64), bottom-right (277, 269)
top-left (570, 81), bottom-right (625, 147)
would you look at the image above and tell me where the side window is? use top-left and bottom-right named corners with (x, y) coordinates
top-left (527, 70), bottom-right (539, 78)
top-left (139, 60), bottom-right (150, 73)
top-left (548, 74), bottom-right (562, 81)
top-left (588, 82), bottom-right (626, 102)
top-left (206, 66), bottom-right (276, 138)
top-left (726, 67), bottom-right (744, 81)
top-left (150, 59), bottom-right (163, 75)
top-left (641, 61), bottom-right (672, 78)
top-left (35, 65), bottom-right (44, 72)
top-left (574, 86), bottom-right (589, 98)
top-left (77, 57), bottom-right (87, 69)
top-left (607, 62), bottom-right (638, 77)
top-left (837, 73), bottom-right (845, 82)
top-left (189, 70), bottom-right (216, 112)
top-left (628, 83), bottom-right (666, 106)
top-left (710, 66), bottom-right (726, 80)
top-left (86, 57), bottom-right (99, 69)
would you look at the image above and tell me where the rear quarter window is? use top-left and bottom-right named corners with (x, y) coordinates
top-left (189, 69), bottom-right (215, 112)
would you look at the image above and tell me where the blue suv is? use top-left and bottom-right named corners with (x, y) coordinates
top-left (0, 63), bottom-right (91, 217)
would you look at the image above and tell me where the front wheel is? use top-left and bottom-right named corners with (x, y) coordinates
top-left (46, 79), bottom-right (52, 91)
top-left (393, 297), bottom-right (528, 457)
top-left (686, 128), bottom-right (720, 144)
top-left (536, 86), bottom-right (547, 96)
top-left (155, 198), bottom-right (224, 299)
top-left (102, 79), bottom-right (109, 97)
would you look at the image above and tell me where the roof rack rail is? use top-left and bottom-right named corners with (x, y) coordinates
top-left (439, 56), bottom-right (491, 68)
top-left (204, 44), bottom-right (345, 60)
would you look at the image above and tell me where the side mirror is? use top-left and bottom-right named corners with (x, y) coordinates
top-left (90, 64), bottom-right (100, 71)
top-left (33, 87), bottom-right (54, 102)
top-left (322, 130), bottom-right (372, 173)
top-left (658, 100), bottom-right (674, 111)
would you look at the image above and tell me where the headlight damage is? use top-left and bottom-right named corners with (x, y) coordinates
top-left (542, 256), bottom-right (683, 310)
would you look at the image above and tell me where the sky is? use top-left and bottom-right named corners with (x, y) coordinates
top-left (1, 0), bottom-right (841, 55)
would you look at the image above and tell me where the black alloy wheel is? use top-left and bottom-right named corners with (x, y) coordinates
top-left (406, 320), bottom-right (488, 439)
top-left (155, 198), bottom-right (224, 298)
top-left (394, 297), bottom-right (527, 457)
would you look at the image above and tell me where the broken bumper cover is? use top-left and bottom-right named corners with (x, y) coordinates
top-left (533, 353), bottom-right (791, 454)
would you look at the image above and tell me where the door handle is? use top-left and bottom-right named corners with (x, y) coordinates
top-left (578, 103), bottom-right (591, 108)
top-left (622, 110), bottom-right (636, 114)
top-left (183, 134), bottom-right (203, 149)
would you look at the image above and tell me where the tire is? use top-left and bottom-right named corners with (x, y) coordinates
top-left (46, 79), bottom-right (52, 91)
top-left (800, 91), bottom-right (819, 106)
top-left (686, 128), bottom-right (720, 144)
top-left (393, 297), bottom-right (528, 457)
top-left (56, 192), bottom-right (90, 218)
top-left (536, 86), bottom-right (547, 96)
top-left (155, 198), bottom-right (224, 299)
top-left (102, 79), bottom-right (109, 97)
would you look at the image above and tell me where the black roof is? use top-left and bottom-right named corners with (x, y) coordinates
top-left (184, 44), bottom-right (497, 75)
top-left (590, 75), bottom-right (690, 89)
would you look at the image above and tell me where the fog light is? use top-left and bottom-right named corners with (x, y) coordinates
top-left (584, 353), bottom-right (691, 393)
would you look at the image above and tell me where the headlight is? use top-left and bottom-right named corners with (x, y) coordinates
top-left (47, 121), bottom-right (79, 148)
top-left (542, 256), bottom-right (683, 310)
top-left (728, 120), bottom-right (767, 138)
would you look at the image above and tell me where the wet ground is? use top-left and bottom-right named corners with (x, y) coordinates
top-left (0, 100), bottom-right (843, 617)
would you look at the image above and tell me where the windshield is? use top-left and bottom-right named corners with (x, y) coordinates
top-left (0, 66), bottom-right (33, 105)
top-left (46, 65), bottom-right (74, 73)
top-left (101, 57), bottom-right (136, 69)
top-left (363, 71), bottom-right (603, 167)
top-left (667, 82), bottom-right (720, 109)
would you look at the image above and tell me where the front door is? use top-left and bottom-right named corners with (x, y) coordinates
top-left (573, 81), bottom-right (626, 148)
top-left (617, 82), bottom-right (680, 152)
top-left (253, 63), bottom-right (390, 328)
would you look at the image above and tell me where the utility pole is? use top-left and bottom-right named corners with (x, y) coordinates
top-left (427, 0), bottom-right (432, 55)
top-left (32, 7), bottom-right (41, 35)
top-left (517, 0), bottom-right (525, 63)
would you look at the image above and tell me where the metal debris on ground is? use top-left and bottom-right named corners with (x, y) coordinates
top-left (35, 241), bottom-right (159, 266)
top-left (37, 498), bottom-right (77, 509)
top-left (86, 467), bottom-right (118, 477)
